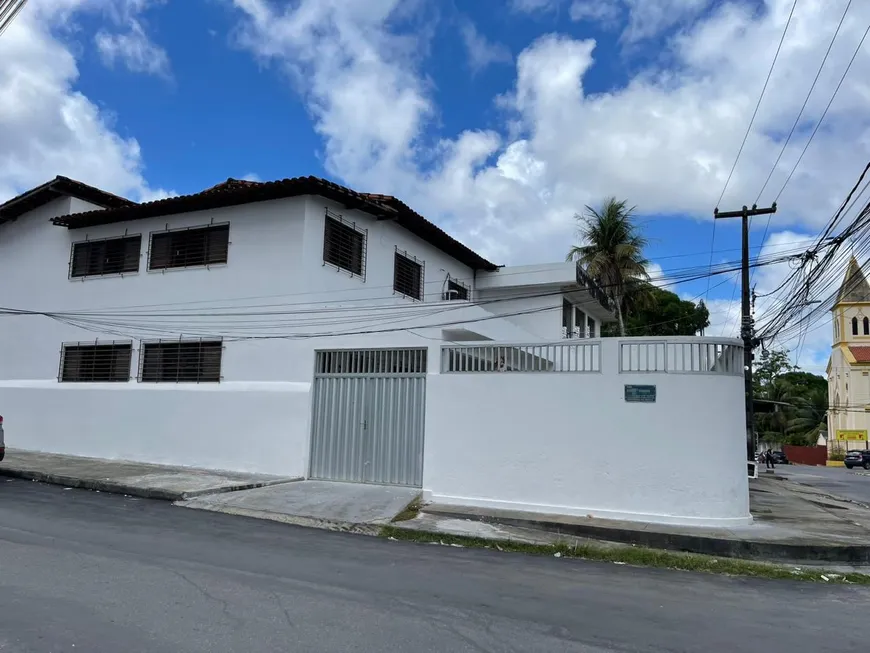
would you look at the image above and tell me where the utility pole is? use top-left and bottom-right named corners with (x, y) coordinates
top-left (713, 203), bottom-right (777, 462)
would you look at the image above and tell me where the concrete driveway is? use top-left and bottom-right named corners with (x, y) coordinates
top-left (179, 480), bottom-right (419, 531)
top-left (778, 464), bottom-right (870, 506)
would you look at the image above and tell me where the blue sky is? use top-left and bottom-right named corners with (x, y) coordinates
top-left (2, 0), bottom-right (869, 370)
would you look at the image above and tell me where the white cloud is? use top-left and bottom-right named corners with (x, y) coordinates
top-left (619, 0), bottom-right (713, 42)
top-left (511, 0), bottom-right (560, 13)
top-left (569, 1), bottom-right (622, 28)
top-left (227, 0), bottom-right (870, 273)
top-left (458, 18), bottom-right (511, 74)
top-left (546, 0), bottom-right (717, 42)
top-left (93, 0), bottom-right (169, 78)
top-left (0, 0), bottom-right (167, 204)
top-left (241, 172), bottom-right (262, 182)
top-left (646, 262), bottom-right (668, 288)
top-left (95, 19), bottom-right (170, 78)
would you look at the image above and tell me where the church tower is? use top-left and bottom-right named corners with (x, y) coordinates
top-left (827, 257), bottom-right (870, 444)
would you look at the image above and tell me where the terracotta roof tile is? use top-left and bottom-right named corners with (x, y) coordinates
top-left (849, 346), bottom-right (870, 363)
top-left (51, 175), bottom-right (498, 271)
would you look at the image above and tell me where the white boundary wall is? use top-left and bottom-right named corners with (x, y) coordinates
top-left (423, 337), bottom-right (751, 527)
top-left (0, 381), bottom-right (312, 477)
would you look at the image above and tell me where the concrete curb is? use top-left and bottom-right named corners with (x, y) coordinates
top-left (0, 467), bottom-right (296, 502)
top-left (177, 499), bottom-right (381, 535)
top-left (421, 507), bottom-right (870, 565)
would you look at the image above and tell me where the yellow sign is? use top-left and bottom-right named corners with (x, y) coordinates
top-left (836, 429), bottom-right (868, 441)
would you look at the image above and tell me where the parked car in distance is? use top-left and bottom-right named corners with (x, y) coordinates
top-left (769, 451), bottom-right (789, 465)
top-left (844, 449), bottom-right (870, 470)
top-left (0, 415), bottom-right (4, 461)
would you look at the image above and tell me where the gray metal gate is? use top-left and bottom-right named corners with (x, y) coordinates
top-left (309, 348), bottom-right (427, 487)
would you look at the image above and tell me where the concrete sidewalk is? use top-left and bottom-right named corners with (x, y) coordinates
top-left (392, 476), bottom-right (870, 565)
top-left (0, 449), bottom-right (297, 500)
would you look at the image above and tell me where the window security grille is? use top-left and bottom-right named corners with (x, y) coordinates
top-left (445, 279), bottom-right (469, 301)
top-left (59, 342), bottom-right (132, 382)
top-left (70, 235), bottom-right (141, 277)
top-left (139, 340), bottom-right (223, 382)
top-left (149, 224), bottom-right (229, 270)
top-left (323, 211), bottom-right (366, 277)
top-left (394, 250), bottom-right (423, 300)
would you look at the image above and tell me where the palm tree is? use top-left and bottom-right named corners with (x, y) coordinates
top-left (566, 198), bottom-right (650, 335)
top-left (787, 388), bottom-right (828, 445)
top-left (756, 379), bottom-right (794, 444)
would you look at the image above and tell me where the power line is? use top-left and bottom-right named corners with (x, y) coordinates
top-left (751, 0), bottom-right (853, 284)
top-left (0, 253), bottom-right (799, 342)
top-left (773, 21), bottom-right (870, 203)
top-left (0, 0), bottom-right (28, 37)
top-left (715, 0), bottom-right (799, 210)
top-left (705, 0), bottom-right (799, 304)
top-left (755, 0), bottom-right (852, 206)
top-left (5, 246), bottom-right (809, 321)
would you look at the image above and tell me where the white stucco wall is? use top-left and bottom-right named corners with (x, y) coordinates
top-left (423, 338), bottom-right (751, 527)
top-left (0, 381), bottom-right (311, 476)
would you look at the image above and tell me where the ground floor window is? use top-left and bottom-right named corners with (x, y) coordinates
top-left (139, 339), bottom-right (223, 382)
top-left (59, 341), bottom-right (133, 382)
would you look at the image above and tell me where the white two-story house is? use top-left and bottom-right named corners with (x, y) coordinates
top-left (0, 174), bottom-right (614, 484)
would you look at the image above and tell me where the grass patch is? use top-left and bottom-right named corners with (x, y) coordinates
top-left (391, 495), bottom-right (423, 523)
top-left (380, 525), bottom-right (870, 585)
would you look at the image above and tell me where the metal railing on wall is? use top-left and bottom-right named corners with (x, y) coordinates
top-left (618, 339), bottom-right (743, 376)
top-left (441, 342), bottom-right (601, 373)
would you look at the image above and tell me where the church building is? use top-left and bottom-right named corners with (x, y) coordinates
top-left (827, 256), bottom-right (870, 447)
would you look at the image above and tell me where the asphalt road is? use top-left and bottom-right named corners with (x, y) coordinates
top-left (1, 481), bottom-right (868, 653)
top-left (778, 463), bottom-right (870, 505)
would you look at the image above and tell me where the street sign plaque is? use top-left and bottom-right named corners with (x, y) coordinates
top-left (625, 384), bottom-right (656, 403)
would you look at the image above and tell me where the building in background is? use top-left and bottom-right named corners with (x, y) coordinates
top-left (827, 256), bottom-right (870, 453)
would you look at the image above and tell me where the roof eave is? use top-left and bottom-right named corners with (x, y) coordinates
top-left (1, 176), bottom-right (133, 225)
top-left (52, 177), bottom-right (499, 271)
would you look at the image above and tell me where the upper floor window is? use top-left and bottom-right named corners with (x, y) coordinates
top-left (394, 249), bottom-right (424, 300)
top-left (149, 224), bottom-right (229, 271)
top-left (70, 235), bottom-right (141, 278)
top-left (445, 279), bottom-right (469, 301)
top-left (863, 317), bottom-right (868, 335)
top-left (853, 317), bottom-right (859, 336)
top-left (323, 211), bottom-right (366, 278)
top-left (59, 341), bottom-right (132, 382)
top-left (139, 339), bottom-right (223, 383)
